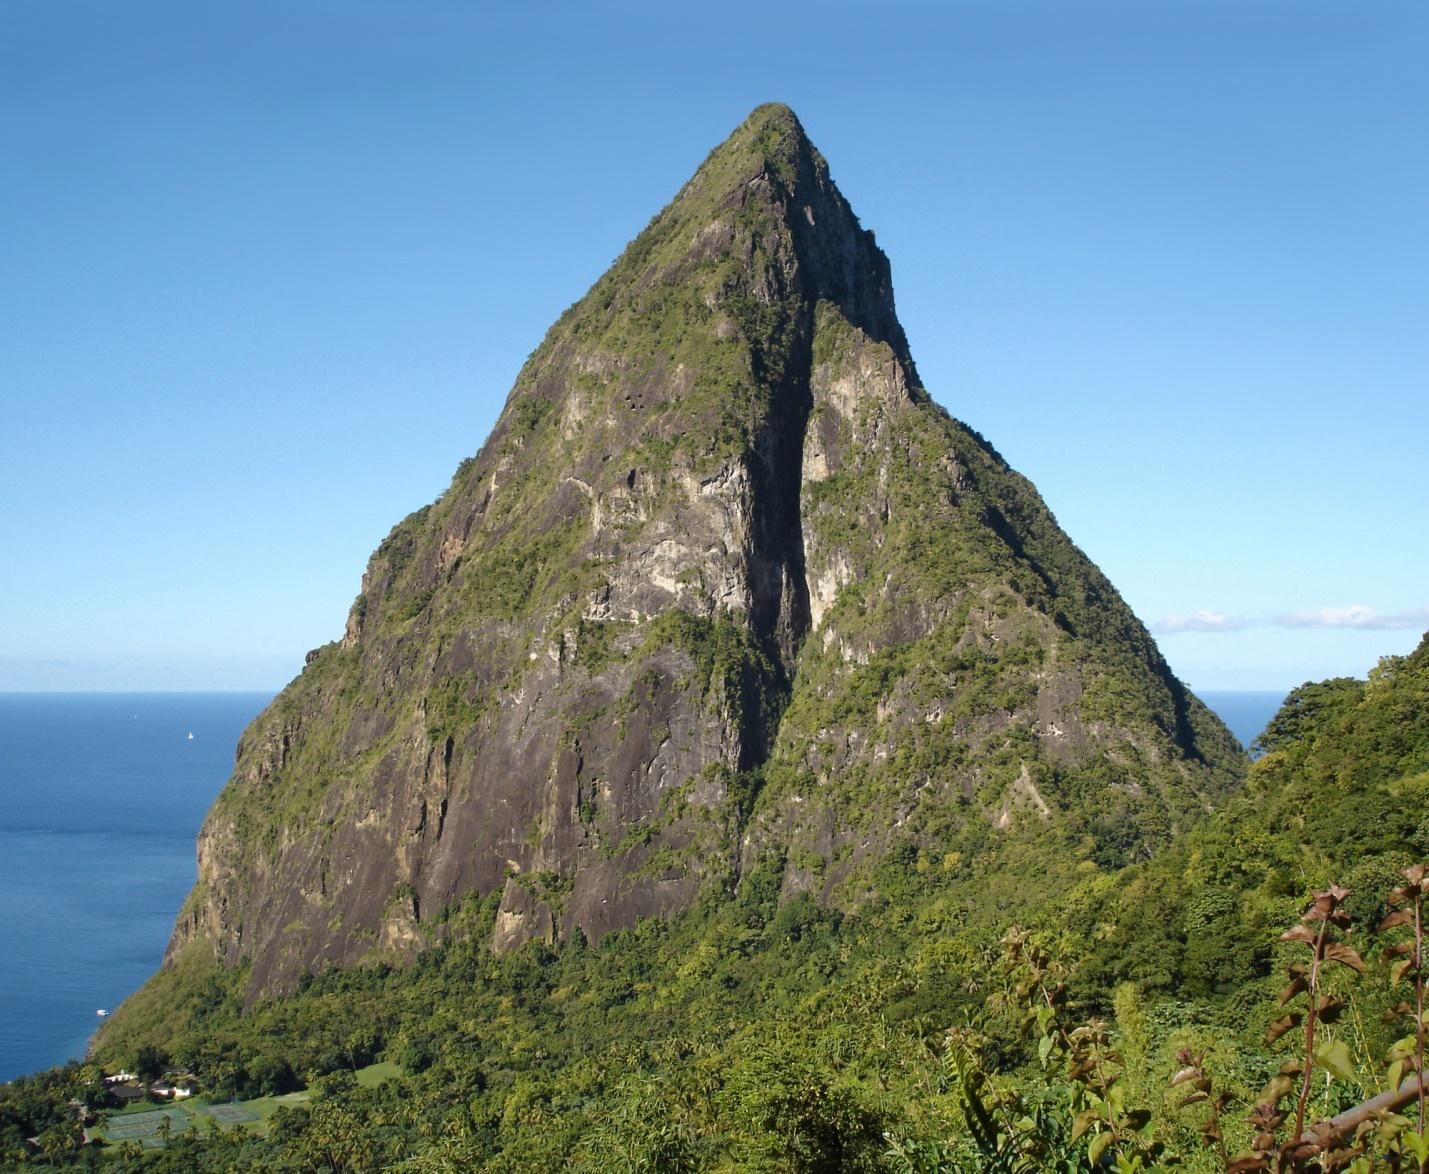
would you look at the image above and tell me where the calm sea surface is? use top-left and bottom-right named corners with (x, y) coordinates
top-left (0, 693), bottom-right (271, 1083)
top-left (0, 687), bottom-right (1281, 1083)
top-left (1199, 690), bottom-right (1285, 750)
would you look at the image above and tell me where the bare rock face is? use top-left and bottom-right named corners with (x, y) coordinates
top-left (165, 105), bottom-right (1242, 999)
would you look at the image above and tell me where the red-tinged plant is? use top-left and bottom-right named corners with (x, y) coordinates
top-left (1280, 886), bottom-right (1366, 1145)
top-left (1377, 868), bottom-right (1423, 1136)
top-left (1379, 862), bottom-right (1429, 1169)
top-left (1171, 1046), bottom-right (1232, 1170)
top-left (1230, 885), bottom-right (1366, 1172)
top-left (997, 928), bottom-right (1160, 1170)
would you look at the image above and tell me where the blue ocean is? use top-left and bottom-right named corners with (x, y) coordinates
top-left (0, 687), bottom-right (1282, 1084)
top-left (1199, 690), bottom-right (1285, 751)
top-left (0, 693), bottom-right (271, 1083)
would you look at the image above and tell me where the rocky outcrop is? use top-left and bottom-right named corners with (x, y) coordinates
top-left (165, 105), bottom-right (1243, 999)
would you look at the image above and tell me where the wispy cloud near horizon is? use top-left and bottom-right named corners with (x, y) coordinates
top-left (1276, 605), bottom-right (1429, 631)
top-left (1153, 610), bottom-right (1252, 634)
top-left (1153, 604), bottom-right (1429, 636)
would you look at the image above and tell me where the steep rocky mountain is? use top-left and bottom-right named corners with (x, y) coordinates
top-left (162, 104), bottom-right (1242, 1000)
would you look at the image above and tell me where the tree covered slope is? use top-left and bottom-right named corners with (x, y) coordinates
top-left (5, 636), bottom-right (1419, 1170)
top-left (146, 103), bottom-right (1240, 1008)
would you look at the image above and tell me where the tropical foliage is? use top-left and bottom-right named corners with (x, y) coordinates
top-left (5, 635), bottom-right (1427, 1169)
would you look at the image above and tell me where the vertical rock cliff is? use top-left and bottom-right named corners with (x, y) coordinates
top-left (166, 105), bottom-right (1242, 998)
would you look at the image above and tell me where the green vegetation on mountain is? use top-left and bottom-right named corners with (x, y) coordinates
top-left (12, 105), bottom-right (1422, 1170)
top-left (8, 637), bottom-right (1429, 1170)
top-left (143, 104), bottom-right (1240, 1014)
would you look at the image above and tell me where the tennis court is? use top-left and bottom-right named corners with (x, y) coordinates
top-left (103, 1106), bottom-right (191, 1146)
top-left (200, 1102), bottom-right (260, 1125)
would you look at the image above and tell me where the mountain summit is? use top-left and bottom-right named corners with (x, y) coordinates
top-left (160, 105), bottom-right (1241, 998)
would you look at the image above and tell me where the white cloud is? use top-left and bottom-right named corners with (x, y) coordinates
top-left (1276, 604), bottom-right (1429, 631)
top-left (1153, 603), bottom-right (1429, 636)
top-left (1152, 610), bottom-right (1251, 634)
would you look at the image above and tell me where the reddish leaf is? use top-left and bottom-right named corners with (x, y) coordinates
top-left (1284, 1138), bottom-right (1324, 1161)
top-left (1071, 1107), bottom-right (1100, 1141)
top-left (1325, 942), bottom-right (1366, 973)
top-left (1261, 1074), bottom-right (1297, 1103)
top-left (1378, 909), bottom-right (1415, 932)
top-left (1267, 1013), bottom-right (1302, 1045)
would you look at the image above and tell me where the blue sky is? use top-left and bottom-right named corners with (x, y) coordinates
top-left (2, 1), bottom-right (1424, 693)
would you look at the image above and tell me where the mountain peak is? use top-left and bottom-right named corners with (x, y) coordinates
top-left (717, 102), bottom-right (814, 175)
top-left (593, 104), bottom-right (920, 395)
top-left (744, 100), bottom-right (803, 131)
top-left (150, 108), bottom-right (1243, 998)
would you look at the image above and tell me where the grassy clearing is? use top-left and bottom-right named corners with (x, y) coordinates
top-left (95, 1063), bottom-right (397, 1148)
top-left (354, 1060), bottom-right (401, 1088)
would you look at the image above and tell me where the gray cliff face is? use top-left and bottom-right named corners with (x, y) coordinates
top-left (166, 106), bottom-right (1242, 998)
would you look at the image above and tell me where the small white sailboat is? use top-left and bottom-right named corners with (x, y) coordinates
top-left (187, 732), bottom-right (194, 740)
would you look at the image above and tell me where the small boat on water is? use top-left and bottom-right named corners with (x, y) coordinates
top-left (187, 732), bottom-right (194, 740)
top-left (96, 1009), bottom-right (108, 1017)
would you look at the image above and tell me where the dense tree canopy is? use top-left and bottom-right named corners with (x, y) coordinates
top-left (7, 635), bottom-right (1429, 1170)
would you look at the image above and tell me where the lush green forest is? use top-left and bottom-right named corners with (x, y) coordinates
top-left (6, 634), bottom-right (1428, 1171)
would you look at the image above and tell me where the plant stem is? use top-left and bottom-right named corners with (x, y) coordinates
top-left (1087, 1035), bottom-right (1119, 1143)
top-left (1208, 1093), bottom-right (1229, 1171)
top-left (1418, 896), bottom-right (1426, 1163)
top-left (1293, 916), bottom-right (1329, 1144)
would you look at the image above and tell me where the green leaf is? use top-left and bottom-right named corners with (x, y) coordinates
top-left (1404, 1128), bottom-right (1429, 1164)
top-left (1088, 1129), bottom-right (1113, 1166)
top-left (1314, 1037), bottom-right (1357, 1082)
top-left (1107, 1083), bottom-right (1126, 1116)
top-left (1038, 1033), bottom-right (1055, 1068)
